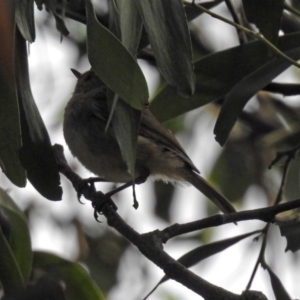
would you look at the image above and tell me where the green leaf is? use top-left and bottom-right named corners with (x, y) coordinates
top-left (15, 30), bottom-right (62, 201)
top-left (0, 188), bottom-right (32, 291)
top-left (0, 0), bottom-right (26, 187)
top-left (145, 230), bottom-right (260, 298)
top-left (33, 251), bottom-right (105, 300)
top-left (85, 0), bottom-right (149, 110)
top-left (135, 0), bottom-right (195, 96)
top-left (116, 0), bottom-right (143, 57)
top-left (15, 0), bottom-right (36, 42)
top-left (0, 188), bottom-right (32, 283)
top-left (214, 46), bottom-right (300, 145)
top-left (150, 32), bottom-right (300, 123)
top-left (242, 0), bottom-right (284, 45)
top-left (0, 228), bottom-right (25, 297)
top-left (266, 265), bottom-right (292, 300)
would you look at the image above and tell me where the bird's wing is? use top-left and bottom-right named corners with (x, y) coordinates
top-left (140, 108), bottom-right (199, 173)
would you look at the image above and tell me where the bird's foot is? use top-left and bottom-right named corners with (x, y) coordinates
top-left (92, 191), bottom-right (118, 222)
top-left (76, 177), bottom-right (105, 203)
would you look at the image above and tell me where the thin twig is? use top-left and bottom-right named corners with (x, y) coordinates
top-left (245, 224), bottom-right (270, 290)
top-left (160, 198), bottom-right (300, 242)
top-left (183, 0), bottom-right (300, 69)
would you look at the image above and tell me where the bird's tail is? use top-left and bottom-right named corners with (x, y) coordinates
top-left (184, 172), bottom-right (236, 214)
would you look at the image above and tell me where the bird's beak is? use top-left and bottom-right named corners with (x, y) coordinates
top-left (70, 68), bottom-right (82, 79)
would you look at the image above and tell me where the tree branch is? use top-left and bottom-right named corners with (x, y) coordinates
top-left (53, 144), bottom-right (268, 300)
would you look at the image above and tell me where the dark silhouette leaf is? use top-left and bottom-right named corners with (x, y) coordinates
top-left (15, 30), bottom-right (62, 200)
top-left (52, 12), bottom-right (70, 37)
top-left (136, 0), bottom-right (195, 96)
top-left (276, 213), bottom-right (300, 252)
top-left (266, 265), bottom-right (292, 300)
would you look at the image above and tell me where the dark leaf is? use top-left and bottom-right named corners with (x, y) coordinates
top-left (150, 32), bottom-right (300, 123)
top-left (52, 12), bottom-right (70, 37)
top-left (33, 251), bottom-right (105, 300)
top-left (15, 29), bottom-right (62, 200)
top-left (214, 47), bottom-right (300, 146)
top-left (116, 0), bottom-right (143, 57)
top-left (0, 0), bottom-right (26, 187)
top-left (276, 213), bottom-right (300, 252)
top-left (85, 0), bottom-right (149, 109)
top-left (136, 0), bottom-right (195, 96)
top-left (15, 0), bottom-right (36, 42)
top-left (265, 264), bottom-right (292, 300)
top-left (242, 0), bottom-right (284, 45)
top-left (177, 230), bottom-right (260, 269)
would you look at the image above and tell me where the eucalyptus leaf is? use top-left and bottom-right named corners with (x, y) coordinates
top-left (15, 29), bottom-right (62, 200)
top-left (85, 0), bottom-right (149, 109)
top-left (136, 0), bottom-right (195, 96)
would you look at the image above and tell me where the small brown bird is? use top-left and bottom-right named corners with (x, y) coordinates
top-left (63, 69), bottom-right (235, 214)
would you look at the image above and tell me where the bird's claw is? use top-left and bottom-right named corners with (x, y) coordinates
top-left (76, 177), bottom-right (103, 203)
top-left (92, 192), bottom-right (118, 222)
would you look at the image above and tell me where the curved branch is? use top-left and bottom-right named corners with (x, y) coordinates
top-left (53, 144), bottom-right (268, 300)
